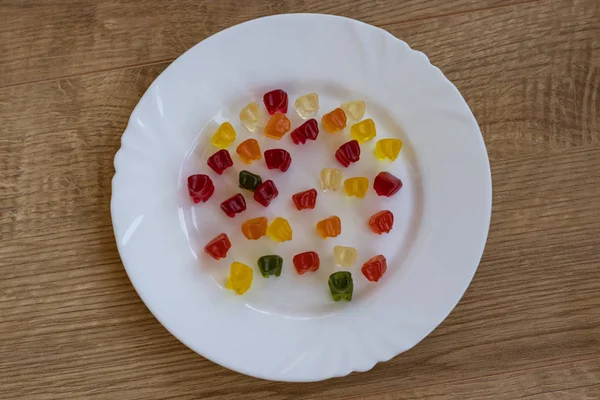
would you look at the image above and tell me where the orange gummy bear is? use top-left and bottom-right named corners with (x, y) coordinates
top-left (321, 108), bottom-right (347, 133)
top-left (264, 113), bottom-right (291, 140)
top-left (236, 138), bottom-right (262, 164)
top-left (241, 217), bottom-right (268, 240)
top-left (316, 216), bottom-right (342, 239)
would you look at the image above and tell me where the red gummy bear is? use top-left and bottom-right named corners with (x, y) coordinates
top-left (263, 89), bottom-right (288, 115)
top-left (290, 119), bottom-right (319, 145)
top-left (369, 210), bottom-right (394, 234)
top-left (335, 140), bottom-right (361, 167)
top-left (204, 233), bottom-right (231, 260)
top-left (292, 188), bottom-right (317, 211)
top-left (207, 149), bottom-right (233, 175)
top-left (187, 174), bottom-right (214, 204)
top-left (293, 251), bottom-right (320, 275)
top-left (220, 193), bottom-right (246, 218)
top-left (373, 172), bottom-right (403, 197)
top-left (254, 180), bottom-right (279, 207)
top-left (264, 149), bottom-right (292, 172)
top-left (362, 255), bottom-right (387, 282)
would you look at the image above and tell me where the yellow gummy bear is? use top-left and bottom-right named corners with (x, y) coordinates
top-left (341, 100), bottom-right (366, 121)
top-left (239, 102), bottom-right (262, 132)
top-left (333, 246), bottom-right (358, 267)
top-left (374, 138), bottom-right (403, 161)
top-left (320, 168), bottom-right (343, 191)
top-left (226, 262), bottom-right (253, 295)
top-left (344, 177), bottom-right (369, 198)
top-left (294, 93), bottom-right (319, 119)
top-left (267, 217), bottom-right (293, 242)
top-left (350, 119), bottom-right (376, 143)
top-left (211, 122), bottom-right (236, 148)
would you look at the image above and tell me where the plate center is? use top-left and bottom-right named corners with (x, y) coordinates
top-left (178, 86), bottom-right (423, 318)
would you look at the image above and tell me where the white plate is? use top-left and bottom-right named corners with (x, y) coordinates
top-left (111, 14), bottom-right (491, 382)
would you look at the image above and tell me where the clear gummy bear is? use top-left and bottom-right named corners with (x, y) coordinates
top-left (239, 102), bottom-right (262, 132)
top-left (294, 93), bottom-right (319, 119)
top-left (341, 100), bottom-right (366, 121)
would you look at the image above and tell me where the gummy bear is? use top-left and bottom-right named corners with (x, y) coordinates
top-left (290, 119), bottom-right (319, 145)
top-left (350, 119), bottom-right (376, 143)
top-left (239, 170), bottom-right (262, 192)
top-left (292, 188), bottom-right (317, 210)
top-left (267, 217), bottom-right (292, 242)
top-left (241, 217), bottom-right (268, 240)
top-left (239, 102), bottom-right (262, 132)
top-left (373, 172), bottom-right (403, 197)
top-left (254, 180), bottom-right (279, 207)
top-left (187, 174), bottom-right (214, 204)
top-left (293, 251), bottom-right (320, 275)
top-left (334, 246), bottom-right (358, 267)
top-left (220, 193), bottom-right (247, 218)
top-left (257, 255), bottom-right (283, 278)
top-left (341, 100), bottom-right (366, 121)
top-left (369, 210), bottom-right (394, 234)
top-left (264, 149), bottom-right (291, 172)
top-left (335, 140), bottom-right (361, 167)
top-left (263, 89), bottom-right (288, 115)
top-left (362, 255), bottom-right (387, 282)
top-left (226, 262), bottom-right (253, 295)
top-left (374, 138), bottom-right (403, 161)
top-left (294, 93), bottom-right (319, 119)
top-left (264, 113), bottom-right (291, 140)
top-left (343, 177), bottom-right (369, 198)
top-left (204, 233), bottom-right (231, 260)
top-left (211, 122), bottom-right (236, 148)
top-left (316, 216), bottom-right (341, 239)
top-left (207, 149), bottom-right (233, 175)
top-left (320, 168), bottom-right (342, 191)
top-left (321, 108), bottom-right (347, 134)
top-left (328, 271), bottom-right (353, 301)
top-left (236, 138), bottom-right (261, 164)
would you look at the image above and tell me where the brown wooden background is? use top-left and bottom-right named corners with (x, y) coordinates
top-left (1, 0), bottom-right (599, 399)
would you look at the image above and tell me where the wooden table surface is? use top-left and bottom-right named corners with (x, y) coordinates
top-left (1, 0), bottom-right (599, 399)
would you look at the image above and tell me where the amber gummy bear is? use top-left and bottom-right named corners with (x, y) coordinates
top-left (264, 113), bottom-right (291, 140)
top-left (316, 216), bottom-right (342, 239)
top-left (241, 217), bottom-right (268, 240)
top-left (321, 108), bottom-right (347, 133)
top-left (236, 138), bottom-right (262, 164)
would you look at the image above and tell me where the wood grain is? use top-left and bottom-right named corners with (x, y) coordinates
top-left (1, 0), bottom-right (599, 399)
top-left (0, 0), bottom-right (534, 87)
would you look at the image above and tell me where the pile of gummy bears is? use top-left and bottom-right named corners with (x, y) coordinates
top-left (187, 89), bottom-right (403, 301)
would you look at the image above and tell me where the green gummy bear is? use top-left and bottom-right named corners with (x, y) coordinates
top-left (239, 170), bottom-right (263, 192)
top-left (328, 271), bottom-right (353, 301)
top-left (257, 255), bottom-right (283, 278)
